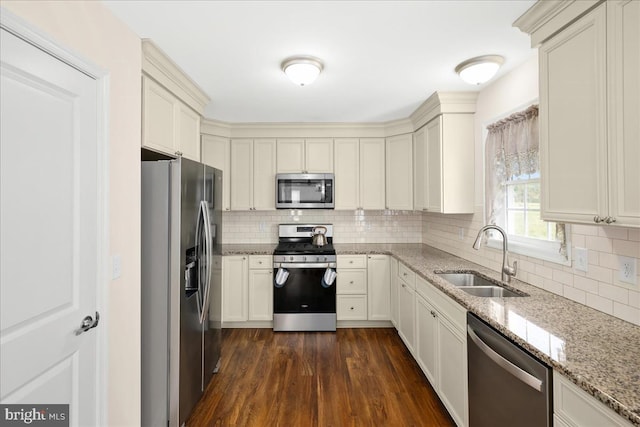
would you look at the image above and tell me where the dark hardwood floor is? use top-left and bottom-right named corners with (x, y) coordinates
top-left (187, 328), bottom-right (456, 426)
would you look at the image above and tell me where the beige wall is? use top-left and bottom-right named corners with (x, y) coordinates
top-left (2, 1), bottom-right (142, 425)
top-left (423, 55), bottom-right (640, 326)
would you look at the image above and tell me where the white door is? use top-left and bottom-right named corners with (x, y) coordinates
top-left (1, 26), bottom-right (104, 426)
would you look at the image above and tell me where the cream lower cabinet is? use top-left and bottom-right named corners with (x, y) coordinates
top-left (201, 134), bottom-right (231, 211)
top-left (223, 255), bottom-right (273, 323)
top-left (536, 0), bottom-right (639, 227)
top-left (222, 255), bottom-right (248, 322)
top-left (389, 257), bottom-right (399, 327)
top-left (367, 255), bottom-right (390, 320)
top-left (248, 256), bottom-right (273, 321)
top-left (142, 76), bottom-right (201, 161)
top-left (415, 275), bottom-right (468, 427)
top-left (230, 139), bottom-right (276, 211)
top-left (386, 134), bottom-right (413, 210)
top-left (334, 138), bottom-right (386, 210)
top-left (397, 262), bottom-right (416, 354)
top-left (337, 255), bottom-right (368, 320)
top-left (553, 371), bottom-right (633, 427)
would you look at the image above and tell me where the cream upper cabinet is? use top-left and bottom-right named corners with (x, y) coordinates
top-left (534, 1), bottom-right (639, 227)
top-left (201, 134), bottom-right (231, 211)
top-left (334, 138), bottom-right (360, 210)
top-left (424, 114), bottom-right (474, 214)
top-left (142, 76), bottom-right (201, 161)
top-left (253, 139), bottom-right (277, 210)
top-left (413, 128), bottom-right (426, 211)
top-left (607, 0), bottom-right (640, 227)
top-left (386, 134), bottom-right (413, 210)
top-left (276, 138), bottom-right (333, 173)
top-left (360, 138), bottom-right (386, 210)
top-left (230, 138), bottom-right (276, 211)
top-left (141, 40), bottom-right (208, 161)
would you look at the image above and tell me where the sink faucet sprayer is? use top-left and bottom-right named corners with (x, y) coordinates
top-left (472, 225), bottom-right (517, 283)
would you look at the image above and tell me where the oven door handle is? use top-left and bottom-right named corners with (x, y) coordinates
top-left (275, 262), bottom-right (336, 269)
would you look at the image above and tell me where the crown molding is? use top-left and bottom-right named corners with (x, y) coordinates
top-left (513, 0), bottom-right (602, 47)
top-left (142, 39), bottom-right (210, 115)
top-left (410, 91), bottom-right (478, 130)
top-left (201, 119), bottom-right (232, 138)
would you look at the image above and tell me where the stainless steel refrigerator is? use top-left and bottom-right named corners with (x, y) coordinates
top-left (141, 157), bottom-right (222, 427)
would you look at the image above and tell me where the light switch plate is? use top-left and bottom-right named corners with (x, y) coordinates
top-left (618, 256), bottom-right (637, 285)
top-left (112, 254), bottom-right (122, 280)
top-left (574, 247), bottom-right (588, 272)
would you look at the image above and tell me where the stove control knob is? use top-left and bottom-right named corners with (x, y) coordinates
top-left (303, 256), bottom-right (307, 261)
top-left (323, 256), bottom-right (328, 262)
top-left (289, 256), bottom-right (294, 261)
top-left (316, 256), bottom-right (320, 262)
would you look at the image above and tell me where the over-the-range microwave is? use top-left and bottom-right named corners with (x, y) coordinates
top-left (275, 173), bottom-right (334, 209)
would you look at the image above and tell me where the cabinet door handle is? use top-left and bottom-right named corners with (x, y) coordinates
top-left (430, 310), bottom-right (437, 318)
top-left (605, 216), bottom-right (616, 224)
top-left (594, 215), bottom-right (604, 223)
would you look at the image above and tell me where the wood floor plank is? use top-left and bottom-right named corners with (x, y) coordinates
top-left (187, 328), bottom-right (456, 427)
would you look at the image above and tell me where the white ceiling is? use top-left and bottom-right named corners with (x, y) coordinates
top-left (103, 0), bottom-right (536, 123)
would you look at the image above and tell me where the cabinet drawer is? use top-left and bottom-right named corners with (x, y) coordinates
top-left (249, 255), bottom-right (272, 269)
top-left (337, 270), bottom-right (367, 294)
top-left (398, 262), bottom-right (416, 289)
top-left (337, 295), bottom-right (368, 320)
top-left (553, 372), bottom-right (633, 427)
top-left (416, 275), bottom-right (466, 330)
top-left (338, 255), bottom-right (367, 269)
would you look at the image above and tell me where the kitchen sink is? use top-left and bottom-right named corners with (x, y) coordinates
top-left (435, 272), bottom-right (527, 297)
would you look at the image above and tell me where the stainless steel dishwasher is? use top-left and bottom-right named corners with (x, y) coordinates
top-left (467, 313), bottom-right (552, 427)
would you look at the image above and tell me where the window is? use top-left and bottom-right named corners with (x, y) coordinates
top-left (485, 105), bottom-right (569, 265)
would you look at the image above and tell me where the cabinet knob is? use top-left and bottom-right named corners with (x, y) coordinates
top-left (605, 216), bottom-right (617, 224)
top-left (350, 281), bottom-right (354, 284)
top-left (430, 310), bottom-right (437, 318)
top-left (349, 261), bottom-right (354, 264)
top-left (594, 215), bottom-right (604, 223)
top-left (175, 151), bottom-right (183, 157)
top-left (350, 306), bottom-right (355, 310)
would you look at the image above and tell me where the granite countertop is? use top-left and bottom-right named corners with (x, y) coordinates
top-left (221, 242), bottom-right (640, 425)
top-left (334, 243), bottom-right (640, 426)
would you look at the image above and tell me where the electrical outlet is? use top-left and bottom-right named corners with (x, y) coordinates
top-left (574, 247), bottom-right (588, 272)
top-left (618, 256), bottom-right (637, 285)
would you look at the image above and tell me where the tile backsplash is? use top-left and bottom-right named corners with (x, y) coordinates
top-left (422, 206), bottom-right (640, 326)
top-left (222, 209), bottom-right (422, 244)
top-left (221, 208), bottom-right (640, 326)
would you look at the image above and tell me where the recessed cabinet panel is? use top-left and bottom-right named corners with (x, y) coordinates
top-left (248, 269), bottom-right (273, 321)
top-left (201, 135), bottom-right (231, 211)
top-left (222, 256), bottom-right (248, 322)
top-left (230, 139), bottom-right (253, 211)
top-left (367, 255), bottom-right (390, 321)
top-left (253, 139), bottom-right (277, 210)
top-left (413, 128), bottom-right (426, 211)
top-left (143, 77), bottom-right (175, 154)
top-left (177, 105), bottom-right (200, 161)
top-left (360, 138), bottom-right (386, 210)
top-left (276, 139), bottom-right (305, 173)
top-left (305, 138), bottom-right (334, 173)
top-left (540, 5), bottom-right (608, 222)
top-left (386, 134), bottom-right (413, 210)
top-left (337, 270), bottom-right (367, 294)
top-left (426, 118), bottom-right (443, 213)
top-left (608, 0), bottom-right (640, 227)
top-left (334, 138), bottom-right (359, 210)
top-left (337, 295), bottom-right (367, 320)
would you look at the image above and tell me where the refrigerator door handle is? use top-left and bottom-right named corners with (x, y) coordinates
top-left (199, 200), bottom-right (212, 324)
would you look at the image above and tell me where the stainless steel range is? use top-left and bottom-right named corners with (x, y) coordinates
top-left (273, 224), bottom-right (337, 331)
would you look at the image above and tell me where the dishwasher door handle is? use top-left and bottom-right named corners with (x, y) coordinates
top-left (467, 325), bottom-right (543, 392)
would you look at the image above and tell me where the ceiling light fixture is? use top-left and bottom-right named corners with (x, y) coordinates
top-left (281, 56), bottom-right (323, 86)
top-left (455, 55), bottom-right (504, 85)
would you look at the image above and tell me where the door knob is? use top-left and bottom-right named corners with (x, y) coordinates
top-left (75, 312), bottom-right (100, 335)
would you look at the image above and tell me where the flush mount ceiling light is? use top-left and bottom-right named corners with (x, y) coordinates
top-left (281, 56), bottom-right (323, 86)
top-left (455, 55), bottom-right (504, 85)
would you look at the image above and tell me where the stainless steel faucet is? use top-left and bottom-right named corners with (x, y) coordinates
top-left (473, 225), bottom-right (518, 283)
